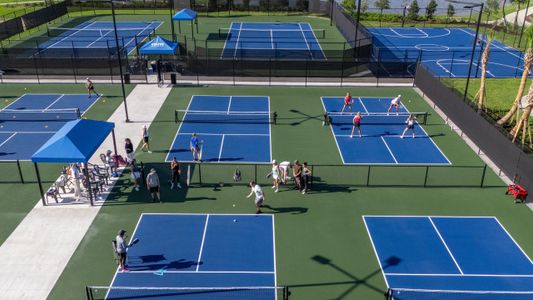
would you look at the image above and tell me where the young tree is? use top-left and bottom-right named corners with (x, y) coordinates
top-left (341, 0), bottom-right (356, 13)
top-left (361, 0), bottom-right (368, 13)
top-left (375, 0), bottom-right (390, 12)
top-left (447, 3), bottom-right (455, 19)
top-left (474, 30), bottom-right (495, 110)
top-left (486, 0), bottom-right (499, 15)
top-left (426, 0), bottom-right (438, 20)
top-left (407, 0), bottom-right (420, 20)
top-left (498, 25), bottom-right (533, 126)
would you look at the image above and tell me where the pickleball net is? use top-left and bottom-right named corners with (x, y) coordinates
top-left (386, 288), bottom-right (533, 300)
top-left (86, 286), bottom-right (290, 300)
top-left (218, 27), bottom-right (326, 39)
top-left (0, 108), bottom-right (81, 121)
top-left (47, 27), bottom-right (157, 39)
top-left (325, 111), bottom-right (428, 126)
top-left (174, 110), bottom-right (277, 124)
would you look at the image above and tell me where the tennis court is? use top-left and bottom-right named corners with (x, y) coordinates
top-left (36, 21), bottom-right (161, 56)
top-left (364, 216), bottom-right (533, 299)
top-left (0, 93), bottom-right (98, 161)
top-left (370, 27), bottom-right (526, 78)
top-left (166, 95), bottom-right (272, 163)
top-left (220, 22), bottom-right (326, 60)
top-left (105, 213), bottom-right (281, 299)
top-left (321, 96), bottom-right (449, 165)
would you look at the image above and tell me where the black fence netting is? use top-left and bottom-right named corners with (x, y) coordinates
top-left (331, 1), bottom-right (372, 52)
top-left (414, 63), bottom-right (533, 192)
top-left (21, 2), bottom-right (68, 31)
top-left (0, 18), bottom-right (24, 40)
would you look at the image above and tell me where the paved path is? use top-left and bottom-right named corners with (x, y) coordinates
top-left (0, 84), bottom-right (171, 300)
top-left (491, 6), bottom-right (533, 27)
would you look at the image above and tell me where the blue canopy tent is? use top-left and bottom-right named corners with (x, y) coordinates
top-left (140, 36), bottom-right (179, 85)
top-left (31, 119), bottom-right (116, 206)
top-left (172, 8), bottom-right (198, 39)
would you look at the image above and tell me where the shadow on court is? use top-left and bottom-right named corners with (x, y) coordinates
top-left (261, 204), bottom-right (308, 215)
top-left (286, 255), bottom-right (401, 299)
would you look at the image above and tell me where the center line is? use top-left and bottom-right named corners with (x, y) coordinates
top-left (380, 136), bottom-right (398, 163)
top-left (428, 217), bottom-right (464, 275)
top-left (218, 134), bottom-right (226, 162)
top-left (196, 214), bottom-right (210, 272)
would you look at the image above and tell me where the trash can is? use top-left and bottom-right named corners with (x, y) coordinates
top-left (171, 73), bottom-right (177, 85)
top-left (124, 73), bottom-right (130, 84)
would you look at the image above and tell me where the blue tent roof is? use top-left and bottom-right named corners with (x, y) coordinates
top-left (32, 119), bottom-right (114, 163)
top-left (172, 8), bottom-right (197, 20)
top-left (139, 36), bottom-right (178, 55)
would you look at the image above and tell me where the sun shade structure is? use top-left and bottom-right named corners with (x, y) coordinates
top-left (139, 36), bottom-right (178, 55)
top-left (172, 8), bottom-right (198, 38)
top-left (31, 119), bottom-right (116, 206)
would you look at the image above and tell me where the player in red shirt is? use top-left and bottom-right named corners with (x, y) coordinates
top-left (341, 92), bottom-right (353, 113)
top-left (350, 112), bottom-right (363, 138)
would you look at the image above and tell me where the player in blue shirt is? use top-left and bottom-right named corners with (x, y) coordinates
top-left (190, 133), bottom-right (201, 161)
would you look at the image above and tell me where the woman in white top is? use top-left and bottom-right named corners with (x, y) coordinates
top-left (271, 160), bottom-right (280, 192)
top-left (279, 161), bottom-right (291, 184)
top-left (387, 95), bottom-right (402, 114)
top-left (141, 125), bottom-right (152, 153)
top-left (246, 181), bottom-right (265, 214)
top-left (400, 114), bottom-right (416, 139)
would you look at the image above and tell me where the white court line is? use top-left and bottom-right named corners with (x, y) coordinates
top-left (1, 93), bottom-right (27, 110)
top-left (180, 133), bottom-right (270, 136)
top-left (164, 95), bottom-right (195, 162)
top-left (493, 218), bottom-right (533, 267)
top-left (196, 214), bottom-right (210, 272)
top-left (217, 134), bottom-right (226, 162)
top-left (436, 60), bottom-right (456, 77)
top-left (270, 29), bottom-right (274, 49)
top-left (233, 22), bottom-right (243, 59)
top-left (320, 97), bottom-right (346, 164)
top-left (142, 212), bottom-right (272, 216)
top-left (39, 21), bottom-right (95, 52)
top-left (362, 216), bottom-right (390, 288)
top-left (85, 29), bottom-right (113, 48)
top-left (126, 270), bottom-right (275, 274)
top-left (0, 131), bottom-right (56, 134)
top-left (272, 214), bottom-right (277, 300)
top-left (298, 23), bottom-right (312, 53)
top-left (268, 96), bottom-right (273, 163)
top-left (0, 133), bottom-right (17, 148)
top-left (380, 136), bottom-right (398, 164)
top-left (414, 27), bottom-right (429, 37)
top-left (221, 22), bottom-right (238, 59)
top-left (227, 96), bottom-right (233, 114)
top-left (363, 215), bottom-right (497, 218)
top-left (457, 27), bottom-right (523, 61)
top-left (43, 94), bottom-right (66, 111)
top-left (358, 97), bottom-right (369, 114)
top-left (123, 21), bottom-right (160, 53)
top-left (303, 22), bottom-right (327, 61)
top-left (385, 273), bottom-right (533, 277)
top-left (428, 216), bottom-right (464, 275)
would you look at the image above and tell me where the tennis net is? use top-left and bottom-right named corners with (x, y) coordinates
top-left (0, 108), bottom-right (81, 121)
top-left (175, 110), bottom-right (277, 124)
top-left (218, 28), bottom-right (326, 39)
top-left (386, 288), bottom-right (533, 299)
top-left (325, 112), bottom-right (428, 125)
top-left (86, 286), bottom-right (290, 300)
top-left (47, 27), bottom-right (157, 38)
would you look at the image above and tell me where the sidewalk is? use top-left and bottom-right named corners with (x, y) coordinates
top-left (0, 84), bottom-right (172, 300)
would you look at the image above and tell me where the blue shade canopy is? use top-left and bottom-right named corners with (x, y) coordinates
top-left (32, 119), bottom-right (114, 163)
top-left (172, 8), bottom-right (198, 20)
top-left (139, 36), bottom-right (178, 54)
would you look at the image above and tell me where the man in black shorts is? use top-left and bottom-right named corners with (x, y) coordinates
top-left (146, 168), bottom-right (161, 202)
top-left (86, 77), bottom-right (100, 98)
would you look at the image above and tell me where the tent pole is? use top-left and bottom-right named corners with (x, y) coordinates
top-left (191, 20), bottom-right (195, 40)
top-left (34, 163), bottom-right (46, 206)
top-left (84, 166), bottom-right (94, 206)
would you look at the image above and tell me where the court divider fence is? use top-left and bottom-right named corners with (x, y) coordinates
top-left (85, 286), bottom-right (290, 300)
top-left (414, 63), bottom-right (533, 193)
top-left (0, 160), bottom-right (64, 185)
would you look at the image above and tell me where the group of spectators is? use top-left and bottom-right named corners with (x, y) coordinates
top-left (270, 160), bottom-right (311, 194)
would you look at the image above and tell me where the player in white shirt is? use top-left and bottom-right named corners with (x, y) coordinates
top-left (246, 181), bottom-right (265, 214)
top-left (387, 94), bottom-right (402, 114)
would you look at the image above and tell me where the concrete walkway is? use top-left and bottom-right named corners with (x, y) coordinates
top-left (491, 6), bottom-right (533, 27)
top-left (0, 84), bottom-right (171, 300)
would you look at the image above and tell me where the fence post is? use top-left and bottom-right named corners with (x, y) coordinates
top-left (71, 55), bottom-right (77, 84)
top-left (480, 164), bottom-right (487, 187)
top-left (310, 165), bottom-right (314, 186)
top-left (198, 163), bottom-right (202, 185)
top-left (269, 58), bottom-right (272, 86)
top-left (254, 164), bottom-right (257, 183)
top-left (423, 166), bottom-right (429, 187)
top-left (17, 160), bottom-right (24, 184)
top-left (32, 54), bottom-right (40, 84)
top-left (232, 58), bottom-right (236, 86)
top-left (305, 57), bottom-right (309, 87)
top-left (366, 165), bottom-right (371, 186)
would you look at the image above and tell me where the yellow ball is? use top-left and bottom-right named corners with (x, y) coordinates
top-left (103, 99), bottom-right (106, 103)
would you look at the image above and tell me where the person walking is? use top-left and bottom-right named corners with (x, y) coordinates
top-left (124, 138), bottom-right (134, 164)
top-left (302, 162), bottom-right (312, 194)
top-left (246, 181), bottom-right (265, 214)
top-left (114, 229), bottom-right (129, 272)
top-left (400, 114), bottom-right (417, 139)
top-left (169, 157), bottom-right (181, 189)
top-left (146, 168), bottom-right (161, 203)
top-left (350, 112), bottom-right (363, 138)
top-left (130, 160), bottom-right (141, 191)
top-left (293, 160), bottom-right (303, 192)
top-left (141, 125), bottom-right (152, 153)
top-left (271, 160), bottom-right (280, 193)
top-left (85, 77), bottom-right (100, 98)
top-left (70, 163), bottom-right (82, 200)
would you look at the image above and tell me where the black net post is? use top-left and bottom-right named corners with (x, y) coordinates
top-left (366, 165), bottom-right (371, 186)
top-left (198, 163), bottom-right (202, 185)
top-left (283, 286), bottom-right (290, 300)
top-left (423, 166), bottom-right (429, 187)
top-left (17, 160), bottom-right (24, 184)
top-left (480, 164), bottom-right (487, 187)
top-left (305, 57), bottom-right (309, 87)
top-left (254, 164), bottom-right (258, 182)
top-left (85, 286), bottom-right (93, 300)
top-left (71, 55), bottom-right (78, 84)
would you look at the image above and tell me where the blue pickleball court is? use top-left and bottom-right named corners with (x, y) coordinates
top-left (106, 213), bottom-right (279, 299)
top-left (221, 22), bottom-right (326, 60)
top-left (370, 27), bottom-right (527, 78)
top-left (321, 96), bottom-right (449, 165)
top-left (364, 216), bottom-right (533, 299)
top-left (0, 94), bottom-right (99, 161)
top-left (37, 21), bottom-right (161, 56)
top-left (166, 95), bottom-right (272, 163)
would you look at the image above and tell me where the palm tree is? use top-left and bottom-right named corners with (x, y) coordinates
top-left (474, 30), bottom-right (494, 110)
top-left (511, 85), bottom-right (532, 146)
top-left (497, 25), bottom-right (533, 125)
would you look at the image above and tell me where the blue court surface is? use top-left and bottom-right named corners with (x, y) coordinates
top-left (166, 95), bottom-right (272, 163)
top-left (321, 96), bottom-right (449, 165)
top-left (107, 213), bottom-right (277, 299)
top-left (370, 27), bottom-right (527, 78)
top-left (364, 216), bottom-right (533, 299)
top-left (221, 22), bottom-right (326, 60)
top-left (0, 94), bottom-right (98, 161)
top-left (37, 21), bottom-right (161, 56)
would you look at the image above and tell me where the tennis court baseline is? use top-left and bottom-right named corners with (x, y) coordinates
top-left (0, 94), bottom-right (99, 161)
top-left (106, 213), bottom-right (279, 299)
top-left (221, 22), bottom-right (326, 60)
top-left (166, 95), bottom-right (272, 163)
top-left (321, 96), bottom-right (450, 165)
top-left (364, 216), bottom-right (533, 299)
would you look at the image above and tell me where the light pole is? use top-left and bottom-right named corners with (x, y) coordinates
top-left (169, 0), bottom-right (176, 41)
top-left (110, 0), bottom-right (131, 122)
